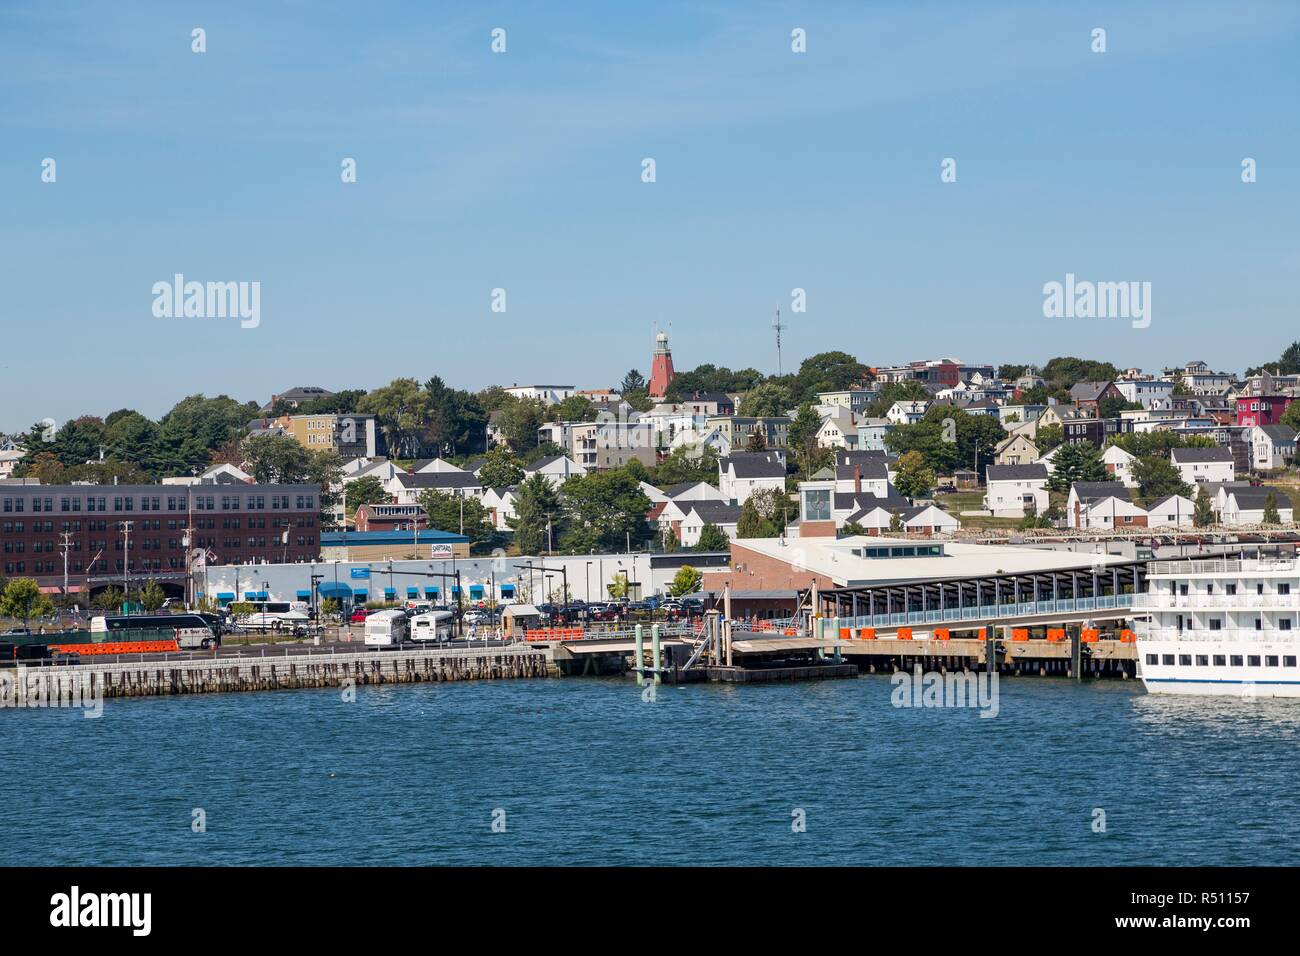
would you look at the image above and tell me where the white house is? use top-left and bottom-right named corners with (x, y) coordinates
top-left (1115, 379), bottom-right (1174, 408)
top-left (1249, 425), bottom-right (1296, 472)
top-left (524, 454), bottom-right (587, 489)
top-left (662, 480), bottom-right (727, 503)
top-left (833, 451), bottom-right (891, 497)
top-left (1145, 493), bottom-right (1196, 529)
top-left (413, 457), bottom-right (468, 474)
top-left (983, 464), bottom-right (1049, 518)
top-left (1171, 446), bottom-right (1235, 485)
top-left (678, 502), bottom-right (743, 547)
top-left (1067, 482), bottom-right (1146, 530)
top-left (884, 400), bottom-right (929, 426)
top-left (1220, 487), bottom-right (1293, 526)
top-left (897, 504), bottom-right (961, 535)
top-left (392, 471), bottom-right (483, 505)
top-left (816, 408), bottom-right (859, 449)
top-left (719, 452), bottom-right (786, 506)
top-left (481, 486), bottom-right (519, 531)
top-left (503, 384), bottom-right (575, 405)
top-left (1102, 445), bottom-right (1139, 488)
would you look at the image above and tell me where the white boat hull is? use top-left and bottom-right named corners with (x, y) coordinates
top-left (1137, 639), bottom-right (1300, 698)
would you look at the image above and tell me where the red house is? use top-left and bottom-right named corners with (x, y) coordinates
top-left (1237, 395), bottom-right (1294, 427)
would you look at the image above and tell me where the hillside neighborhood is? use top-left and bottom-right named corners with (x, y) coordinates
top-left (3, 337), bottom-right (1300, 609)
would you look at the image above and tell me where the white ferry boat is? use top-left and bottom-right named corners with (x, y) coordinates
top-left (1134, 557), bottom-right (1300, 697)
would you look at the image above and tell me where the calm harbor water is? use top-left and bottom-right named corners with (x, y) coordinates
top-left (3, 674), bottom-right (1298, 866)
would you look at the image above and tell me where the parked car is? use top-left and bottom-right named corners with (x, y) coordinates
top-left (350, 607), bottom-right (372, 624)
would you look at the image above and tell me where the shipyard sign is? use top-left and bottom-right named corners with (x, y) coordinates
top-left (430, 544), bottom-right (454, 559)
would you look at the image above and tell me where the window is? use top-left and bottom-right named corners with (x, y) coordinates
top-left (1145, 654), bottom-right (1159, 666)
top-left (1266, 656), bottom-right (1279, 667)
top-left (1213, 655), bottom-right (1226, 666)
top-left (1209, 619), bottom-right (1222, 631)
top-left (1178, 654), bottom-right (1192, 666)
top-left (1248, 655), bottom-right (1262, 667)
top-left (802, 488), bottom-right (831, 522)
top-left (1162, 654), bottom-right (1175, 665)
top-left (1281, 619), bottom-right (1293, 631)
top-left (1280, 583), bottom-right (1292, 596)
top-left (1230, 655), bottom-right (1244, 667)
top-left (1285, 656), bottom-right (1297, 667)
top-left (1195, 655), bottom-right (1209, 666)
top-left (1226, 583), bottom-right (1237, 595)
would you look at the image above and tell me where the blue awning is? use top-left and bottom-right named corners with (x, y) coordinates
top-left (296, 590), bottom-right (312, 599)
top-left (424, 587), bottom-right (439, 597)
top-left (500, 584), bottom-right (515, 595)
top-left (318, 582), bottom-right (352, 598)
top-left (216, 592), bottom-right (235, 600)
top-left (451, 586), bottom-right (461, 595)
top-left (406, 587), bottom-right (419, 597)
top-left (353, 589), bottom-right (368, 600)
top-left (383, 587), bottom-right (396, 597)
top-left (469, 585), bottom-right (485, 598)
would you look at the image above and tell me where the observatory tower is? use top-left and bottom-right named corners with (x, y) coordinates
top-left (648, 331), bottom-right (675, 399)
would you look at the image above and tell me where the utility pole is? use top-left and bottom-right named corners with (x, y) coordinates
top-left (59, 531), bottom-right (73, 602)
top-left (120, 520), bottom-right (133, 610)
top-left (773, 307), bottom-right (786, 376)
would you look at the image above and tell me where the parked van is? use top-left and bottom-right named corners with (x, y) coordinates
top-left (410, 610), bottom-right (455, 642)
top-left (364, 609), bottom-right (410, 647)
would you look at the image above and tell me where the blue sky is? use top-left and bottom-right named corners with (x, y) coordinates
top-left (1, 0), bottom-right (1297, 431)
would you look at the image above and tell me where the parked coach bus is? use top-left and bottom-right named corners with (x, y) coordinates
top-left (90, 614), bottom-right (221, 650)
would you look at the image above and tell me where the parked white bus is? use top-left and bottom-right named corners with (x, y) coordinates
top-left (364, 609), bottom-right (410, 647)
top-left (410, 610), bottom-right (455, 642)
top-left (236, 610), bottom-right (311, 634)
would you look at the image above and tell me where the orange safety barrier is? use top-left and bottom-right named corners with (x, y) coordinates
top-left (897, 627), bottom-right (913, 641)
top-left (1119, 629), bottom-right (1135, 643)
top-left (1081, 628), bottom-right (1099, 643)
top-left (782, 628), bottom-right (797, 636)
top-left (49, 640), bottom-right (180, 656)
top-left (1011, 628), bottom-right (1030, 642)
top-left (859, 627), bottom-right (876, 640)
top-left (934, 627), bottom-right (951, 641)
top-left (839, 627), bottom-right (853, 641)
top-left (1046, 628), bottom-right (1066, 642)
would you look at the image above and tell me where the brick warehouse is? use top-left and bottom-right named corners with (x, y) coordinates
top-left (0, 482), bottom-right (321, 597)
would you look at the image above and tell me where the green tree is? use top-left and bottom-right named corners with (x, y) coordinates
top-left (787, 404), bottom-right (824, 478)
top-left (0, 578), bottom-right (55, 625)
top-left (1194, 486), bottom-right (1215, 528)
top-left (668, 565), bottom-right (704, 597)
top-left (840, 521), bottom-right (869, 537)
top-left (651, 446), bottom-right (720, 487)
top-left (794, 351), bottom-right (872, 400)
top-left (93, 587), bottom-right (124, 612)
top-left (476, 447), bottom-right (525, 488)
top-left (893, 450), bottom-right (935, 500)
top-left (619, 370), bottom-right (647, 394)
top-left (694, 523), bottom-right (731, 552)
top-left (418, 490), bottom-right (492, 543)
top-left (140, 580), bottom-right (167, 612)
top-left (1035, 423), bottom-right (1064, 452)
top-left (738, 382), bottom-right (794, 418)
top-left (745, 430), bottom-right (768, 453)
top-left (1046, 443), bottom-right (1110, 492)
top-left (1132, 456), bottom-right (1192, 505)
top-left (494, 396), bottom-right (547, 453)
top-left (359, 378), bottom-right (429, 458)
top-left (243, 432), bottom-right (312, 484)
top-left (509, 473), bottom-right (561, 554)
top-left (345, 475), bottom-right (390, 516)
top-left (735, 487), bottom-right (795, 538)
top-left (558, 470), bottom-right (652, 554)
top-left (551, 395), bottom-right (597, 423)
top-left (1263, 491), bottom-right (1281, 525)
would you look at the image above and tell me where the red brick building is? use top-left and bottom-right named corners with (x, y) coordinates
top-left (0, 482), bottom-right (320, 597)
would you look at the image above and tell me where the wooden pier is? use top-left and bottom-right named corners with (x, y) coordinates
top-left (7, 646), bottom-right (556, 703)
